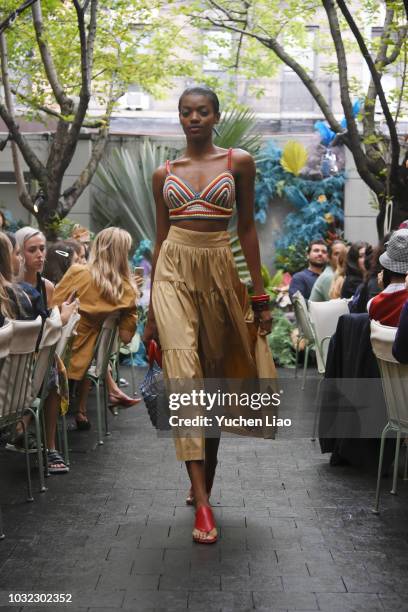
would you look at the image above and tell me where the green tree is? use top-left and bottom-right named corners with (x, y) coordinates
top-left (0, 0), bottom-right (190, 238)
top-left (189, 0), bottom-right (408, 237)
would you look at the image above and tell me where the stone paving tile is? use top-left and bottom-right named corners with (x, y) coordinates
top-left (379, 594), bottom-right (408, 611)
top-left (1, 367), bottom-right (408, 611)
top-left (282, 574), bottom-right (346, 593)
top-left (316, 592), bottom-right (384, 611)
top-left (97, 572), bottom-right (160, 591)
top-left (188, 590), bottom-right (253, 611)
top-left (253, 591), bottom-right (318, 610)
top-left (122, 589), bottom-right (189, 610)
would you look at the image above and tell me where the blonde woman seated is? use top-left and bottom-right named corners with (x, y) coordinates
top-left (5, 228), bottom-right (77, 473)
top-left (329, 247), bottom-right (348, 299)
top-left (53, 228), bottom-right (139, 429)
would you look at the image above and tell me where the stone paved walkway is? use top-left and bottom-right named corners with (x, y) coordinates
top-left (0, 367), bottom-right (408, 612)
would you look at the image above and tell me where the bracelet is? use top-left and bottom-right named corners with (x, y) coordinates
top-left (251, 293), bottom-right (269, 302)
top-left (251, 301), bottom-right (271, 312)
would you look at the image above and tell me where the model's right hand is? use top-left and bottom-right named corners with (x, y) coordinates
top-left (143, 319), bottom-right (159, 347)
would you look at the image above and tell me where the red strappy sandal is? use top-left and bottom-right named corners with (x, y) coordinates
top-left (193, 506), bottom-right (218, 544)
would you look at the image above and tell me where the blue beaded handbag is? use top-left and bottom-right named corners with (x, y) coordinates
top-left (140, 340), bottom-right (171, 430)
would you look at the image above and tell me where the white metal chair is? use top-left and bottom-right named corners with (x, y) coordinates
top-left (370, 319), bottom-right (408, 514)
top-left (0, 321), bottom-right (13, 370)
top-left (0, 321), bottom-right (13, 540)
top-left (85, 314), bottom-right (120, 445)
top-left (292, 291), bottom-right (316, 390)
top-left (28, 307), bottom-right (62, 491)
top-left (115, 337), bottom-right (138, 395)
top-left (308, 299), bottom-right (349, 372)
top-left (55, 312), bottom-right (81, 466)
top-left (0, 317), bottom-right (42, 502)
top-left (56, 311), bottom-right (81, 359)
top-left (308, 299), bottom-right (350, 440)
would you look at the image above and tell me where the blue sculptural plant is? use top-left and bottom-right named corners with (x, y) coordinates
top-left (255, 141), bottom-right (345, 273)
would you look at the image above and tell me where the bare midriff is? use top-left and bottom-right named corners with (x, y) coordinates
top-left (171, 219), bottom-right (230, 233)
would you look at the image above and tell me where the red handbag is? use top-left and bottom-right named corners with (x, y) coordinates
top-left (147, 339), bottom-right (162, 368)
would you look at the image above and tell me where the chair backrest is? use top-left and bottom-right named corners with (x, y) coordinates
top-left (56, 311), bottom-right (81, 360)
top-left (0, 316), bottom-right (42, 422)
top-left (370, 319), bottom-right (408, 430)
top-left (94, 314), bottom-right (120, 378)
top-left (31, 307), bottom-right (63, 400)
top-left (0, 320), bottom-right (13, 381)
top-left (308, 299), bottom-right (349, 369)
top-left (292, 291), bottom-right (315, 343)
top-left (0, 321), bottom-right (13, 360)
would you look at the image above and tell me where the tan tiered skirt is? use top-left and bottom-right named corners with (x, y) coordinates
top-left (152, 225), bottom-right (276, 461)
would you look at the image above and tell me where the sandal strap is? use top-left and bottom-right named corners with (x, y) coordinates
top-left (194, 506), bottom-right (215, 533)
top-left (47, 450), bottom-right (66, 465)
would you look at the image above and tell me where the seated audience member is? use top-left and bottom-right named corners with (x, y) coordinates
top-left (53, 228), bottom-right (139, 430)
top-left (43, 241), bottom-right (79, 285)
top-left (329, 247), bottom-right (347, 299)
top-left (368, 229), bottom-right (408, 326)
top-left (392, 273), bottom-right (408, 362)
top-left (349, 236), bottom-right (391, 313)
top-left (0, 233), bottom-right (31, 325)
top-left (0, 210), bottom-right (7, 231)
top-left (70, 224), bottom-right (91, 259)
top-left (15, 227), bottom-right (54, 312)
top-left (64, 238), bottom-right (87, 265)
top-left (4, 231), bottom-right (23, 278)
top-left (340, 241), bottom-right (368, 298)
top-left (45, 235), bottom-right (135, 415)
top-left (310, 240), bottom-right (346, 302)
top-left (11, 227), bottom-right (77, 473)
top-left (289, 239), bottom-right (328, 301)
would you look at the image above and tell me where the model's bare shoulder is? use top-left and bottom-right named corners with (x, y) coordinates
top-left (232, 148), bottom-right (256, 175)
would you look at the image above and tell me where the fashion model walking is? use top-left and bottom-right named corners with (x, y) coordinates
top-left (143, 87), bottom-right (274, 544)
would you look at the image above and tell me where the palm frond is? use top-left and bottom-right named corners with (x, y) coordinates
top-left (214, 107), bottom-right (261, 156)
top-left (92, 139), bottom-right (168, 244)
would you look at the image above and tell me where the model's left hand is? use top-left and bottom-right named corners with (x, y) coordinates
top-left (256, 309), bottom-right (273, 336)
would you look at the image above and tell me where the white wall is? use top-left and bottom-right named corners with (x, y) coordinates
top-left (0, 135), bottom-right (92, 229)
top-left (343, 148), bottom-right (378, 244)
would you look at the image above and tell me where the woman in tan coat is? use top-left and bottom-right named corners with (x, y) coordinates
top-left (54, 228), bottom-right (138, 428)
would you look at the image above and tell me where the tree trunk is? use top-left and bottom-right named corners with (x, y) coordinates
top-left (391, 194), bottom-right (408, 231)
top-left (34, 191), bottom-right (62, 241)
top-left (376, 170), bottom-right (408, 238)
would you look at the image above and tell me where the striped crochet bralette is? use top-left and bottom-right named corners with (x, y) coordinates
top-left (163, 148), bottom-right (235, 221)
